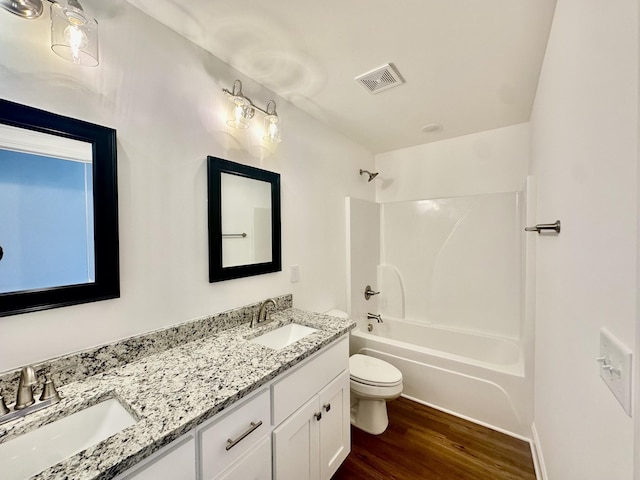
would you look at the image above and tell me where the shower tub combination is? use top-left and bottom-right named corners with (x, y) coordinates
top-left (349, 316), bottom-right (531, 439)
top-left (347, 190), bottom-right (533, 439)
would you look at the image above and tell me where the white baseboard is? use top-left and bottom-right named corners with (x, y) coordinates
top-left (531, 422), bottom-right (548, 480)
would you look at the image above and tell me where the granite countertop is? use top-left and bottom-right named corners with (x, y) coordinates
top-left (0, 308), bottom-right (355, 480)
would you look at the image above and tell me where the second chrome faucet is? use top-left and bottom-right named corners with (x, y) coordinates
top-left (251, 298), bottom-right (278, 328)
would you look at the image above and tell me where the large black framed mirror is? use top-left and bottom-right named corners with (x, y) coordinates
top-left (0, 99), bottom-right (119, 317)
top-left (207, 157), bottom-right (281, 282)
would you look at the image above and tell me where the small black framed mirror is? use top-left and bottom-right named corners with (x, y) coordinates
top-left (207, 157), bottom-right (281, 282)
top-left (0, 99), bottom-right (119, 316)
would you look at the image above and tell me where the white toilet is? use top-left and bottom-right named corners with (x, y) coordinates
top-left (349, 353), bottom-right (403, 435)
top-left (324, 309), bottom-right (403, 435)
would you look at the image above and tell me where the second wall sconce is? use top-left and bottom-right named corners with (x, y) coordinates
top-left (0, 0), bottom-right (99, 67)
top-left (222, 80), bottom-right (282, 144)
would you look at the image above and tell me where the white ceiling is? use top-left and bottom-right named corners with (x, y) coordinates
top-left (126, 0), bottom-right (557, 154)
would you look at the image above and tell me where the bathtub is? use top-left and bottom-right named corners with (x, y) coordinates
top-left (349, 317), bottom-right (531, 439)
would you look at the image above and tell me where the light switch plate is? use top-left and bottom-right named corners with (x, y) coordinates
top-left (599, 328), bottom-right (632, 416)
top-left (290, 265), bottom-right (300, 283)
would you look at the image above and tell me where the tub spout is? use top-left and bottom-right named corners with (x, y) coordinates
top-left (367, 313), bottom-right (383, 323)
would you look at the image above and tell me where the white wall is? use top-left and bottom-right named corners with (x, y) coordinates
top-left (375, 123), bottom-right (530, 203)
top-left (0, 1), bottom-right (375, 372)
top-left (530, 0), bottom-right (638, 478)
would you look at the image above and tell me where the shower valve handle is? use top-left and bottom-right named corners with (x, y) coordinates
top-left (364, 285), bottom-right (380, 300)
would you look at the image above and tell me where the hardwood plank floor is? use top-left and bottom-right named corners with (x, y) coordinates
top-left (332, 397), bottom-right (536, 480)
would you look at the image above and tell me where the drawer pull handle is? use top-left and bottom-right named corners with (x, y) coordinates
top-left (323, 403), bottom-right (331, 412)
top-left (226, 421), bottom-right (263, 451)
top-left (314, 412), bottom-right (322, 421)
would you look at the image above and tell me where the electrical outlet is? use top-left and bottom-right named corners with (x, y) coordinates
top-left (599, 328), bottom-right (632, 416)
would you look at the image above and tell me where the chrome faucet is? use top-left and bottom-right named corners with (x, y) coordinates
top-left (14, 365), bottom-right (37, 410)
top-left (252, 298), bottom-right (277, 328)
top-left (0, 366), bottom-right (61, 425)
top-left (367, 313), bottom-right (383, 323)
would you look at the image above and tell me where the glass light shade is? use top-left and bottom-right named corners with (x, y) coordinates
top-left (226, 96), bottom-right (252, 129)
top-left (50, 2), bottom-right (99, 67)
top-left (263, 114), bottom-right (281, 143)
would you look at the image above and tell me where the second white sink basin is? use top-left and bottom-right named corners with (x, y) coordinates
top-left (0, 397), bottom-right (137, 480)
top-left (249, 323), bottom-right (317, 350)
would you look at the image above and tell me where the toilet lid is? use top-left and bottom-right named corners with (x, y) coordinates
top-left (349, 354), bottom-right (402, 387)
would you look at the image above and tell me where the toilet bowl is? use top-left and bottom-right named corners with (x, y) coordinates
top-left (349, 353), bottom-right (403, 435)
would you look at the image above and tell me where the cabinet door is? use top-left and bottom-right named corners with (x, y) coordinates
top-left (114, 433), bottom-right (196, 480)
top-left (272, 397), bottom-right (320, 480)
top-left (216, 436), bottom-right (271, 480)
top-left (318, 371), bottom-right (350, 480)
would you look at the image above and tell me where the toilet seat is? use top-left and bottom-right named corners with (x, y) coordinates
top-left (349, 354), bottom-right (402, 387)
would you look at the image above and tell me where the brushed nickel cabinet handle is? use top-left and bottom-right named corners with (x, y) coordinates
top-left (226, 421), bottom-right (263, 451)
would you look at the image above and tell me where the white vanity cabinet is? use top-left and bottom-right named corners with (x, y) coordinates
top-left (113, 431), bottom-right (197, 480)
top-left (272, 337), bottom-right (350, 480)
top-left (111, 334), bottom-right (350, 480)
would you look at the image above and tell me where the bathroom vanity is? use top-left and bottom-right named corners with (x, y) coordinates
top-left (116, 337), bottom-right (349, 480)
top-left (0, 305), bottom-right (354, 480)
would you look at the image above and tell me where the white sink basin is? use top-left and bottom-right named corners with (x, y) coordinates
top-left (0, 397), bottom-right (137, 480)
top-left (249, 323), bottom-right (317, 350)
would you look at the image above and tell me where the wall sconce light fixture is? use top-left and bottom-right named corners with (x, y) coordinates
top-left (0, 0), bottom-right (99, 67)
top-left (50, 0), bottom-right (98, 66)
top-left (222, 80), bottom-right (282, 144)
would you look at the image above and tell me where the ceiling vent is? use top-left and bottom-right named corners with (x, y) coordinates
top-left (355, 63), bottom-right (405, 94)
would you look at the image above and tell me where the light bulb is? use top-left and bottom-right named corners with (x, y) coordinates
top-left (263, 116), bottom-right (281, 143)
top-left (268, 121), bottom-right (279, 141)
top-left (226, 96), bottom-right (251, 129)
top-left (50, 1), bottom-right (99, 67)
top-left (64, 24), bottom-right (87, 64)
top-left (234, 104), bottom-right (245, 122)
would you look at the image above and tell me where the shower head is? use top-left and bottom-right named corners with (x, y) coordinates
top-left (359, 169), bottom-right (379, 182)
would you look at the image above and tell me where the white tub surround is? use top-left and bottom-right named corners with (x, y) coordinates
top-left (0, 307), bottom-right (355, 480)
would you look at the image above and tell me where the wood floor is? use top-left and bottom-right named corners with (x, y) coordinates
top-left (332, 397), bottom-right (536, 480)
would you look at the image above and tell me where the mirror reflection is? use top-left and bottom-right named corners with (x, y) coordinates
top-left (221, 172), bottom-right (272, 268)
top-left (0, 124), bottom-right (95, 293)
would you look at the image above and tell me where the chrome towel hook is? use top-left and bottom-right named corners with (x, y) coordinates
top-left (525, 220), bottom-right (561, 234)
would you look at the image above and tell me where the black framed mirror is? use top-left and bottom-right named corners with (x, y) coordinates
top-left (0, 99), bottom-right (119, 316)
top-left (207, 157), bottom-right (281, 282)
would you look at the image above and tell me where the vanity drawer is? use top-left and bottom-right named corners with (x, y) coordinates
top-left (216, 436), bottom-right (271, 480)
top-left (272, 336), bottom-right (348, 425)
top-left (198, 387), bottom-right (271, 480)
